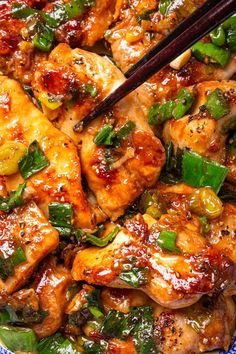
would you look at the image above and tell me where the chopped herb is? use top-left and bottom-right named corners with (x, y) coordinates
top-left (205, 88), bottom-right (230, 120)
top-left (192, 42), bottom-right (230, 67)
top-left (159, 0), bottom-right (172, 15)
top-left (12, 3), bottom-right (37, 18)
top-left (0, 326), bottom-right (37, 353)
top-left (0, 182), bottom-right (26, 213)
top-left (83, 340), bottom-right (108, 354)
top-left (157, 230), bottom-right (180, 253)
top-left (88, 306), bottom-right (104, 319)
top-left (199, 216), bottom-right (211, 234)
top-left (222, 15), bottom-right (236, 50)
top-left (101, 310), bottom-right (132, 339)
top-left (93, 125), bottom-right (113, 146)
top-left (182, 150), bottom-right (229, 193)
top-left (119, 267), bottom-right (149, 288)
top-left (32, 23), bottom-right (54, 52)
top-left (0, 247), bottom-right (26, 280)
top-left (210, 25), bottom-right (226, 47)
top-left (38, 333), bottom-right (77, 354)
top-left (136, 10), bottom-right (155, 24)
top-left (85, 84), bottom-right (98, 98)
top-left (172, 88), bottom-right (195, 120)
top-left (75, 226), bottom-right (120, 247)
top-left (48, 202), bottom-right (73, 236)
top-left (19, 141), bottom-right (50, 179)
top-left (93, 121), bottom-right (135, 147)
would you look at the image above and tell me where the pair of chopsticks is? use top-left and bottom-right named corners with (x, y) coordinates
top-left (74, 0), bottom-right (235, 132)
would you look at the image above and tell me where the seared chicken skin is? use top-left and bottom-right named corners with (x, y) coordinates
top-left (0, 201), bottom-right (58, 294)
top-left (72, 184), bottom-right (235, 309)
top-left (163, 81), bottom-right (236, 166)
top-left (100, 288), bottom-right (235, 354)
top-left (0, 76), bottom-right (93, 228)
top-left (33, 44), bottom-right (165, 220)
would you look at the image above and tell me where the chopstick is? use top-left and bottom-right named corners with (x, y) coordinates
top-left (74, 0), bottom-right (235, 132)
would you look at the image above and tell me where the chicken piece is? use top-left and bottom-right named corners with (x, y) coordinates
top-left (107, 0), bottom-right (204, 73)
top-left (101, 288), bottom-right (236, 353)
top-left (0, 201), bottom-right (58, 295)
top-left (32, 257), bottom-right (74, 338)
top-left (163, 81), bottom-right (236, 164)
top-left (207, 203), bottom-right (236, 264)
top-left (72, 199), bottom-right (235, 308)
top-left (33, 44), bottom-right (165, 220)
top-left (0, 76), bottom-right (93, 228)
top-left (0, 0), bottom-right (115, 84)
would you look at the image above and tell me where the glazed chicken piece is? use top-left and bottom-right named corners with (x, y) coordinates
top-left (33, 44), bottom-right (165, 220)
top-left (100, 288), bottom-right (236, 354)
top-left (0, 0), bottom-right (116, 83)
top-left (163, 81), bottom-right (236, 164)
top-left (32, 257), bottom-right (74, 338)
top-left (0, 201), bottom-right (58, 295)
top-left (0, 76), bottom-right (93, 228)
top-left (72, 184), bottom-right (235, 309)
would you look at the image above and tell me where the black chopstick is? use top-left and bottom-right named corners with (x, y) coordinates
top-left (125, 0), bottom-right (221, 78)
top-left (74, 0), bottom-right (235, 132)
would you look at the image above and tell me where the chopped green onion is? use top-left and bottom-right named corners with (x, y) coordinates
top-left (205, 88), bottom-right (230, 120)
top-left (12, 3), bottom-right (37, 18)
top-left (38, 333), bottom-right (77, 354)
top-left (182, 150), bottom-right (229, 193)
top-left (114, 121), bottom-right (135, 147)
top-left (48, 202), bottom-right (73, 236)
top-left (192, 42), bottom-right (230, 67)
top-left (136, 10), bottom-right (155, 24)
top-left (65, 0), bottom-right (84, 20)
top-left (101, 309), bottom-right (132, 339)
top-left (0, 247), bottom-right (26, 280)
top-left (0, 325), bottom-right (37, 352)
top-left (0, 182), bottom-right (26, 213)
top-left (165, 142), bottom-right (173, 172)
top-left (88, 306), bottom-right (104, 319)
top-left (93, 124), bottom-right (113, 146)
top-left (76, 226), bottom-right (119, 247)
top-left (189, 188), bottom-right (223, 219)
top-left (119, 267), bottom-right (149, 288)
top-left (19, 140), bottom-right (50, 179)
top-left (223, 15), bottom-right (236, 50)
top-left (199, 216), bottom-right (211, 234)
top-left (210, 26), bottom-right (226, 47)
top-left (85, 84), bottom-right (98, 98)
top-left (32, 23), bottom-right (54, 52)
top-left (156, 230), bottom-right (180, 253)
top-left (83, 340), bottom-right (108, 354)
top-left (172, 88), bottom-right (195, 120)
top-left (159, 0), bottom-right (172, 15)
top-left (148, 101), bottom-right (175, 125)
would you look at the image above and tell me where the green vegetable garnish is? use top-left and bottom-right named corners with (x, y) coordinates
top-left (0, 325), bottom-right (37, 352)
top-left (223, 15), bottom-right (236, 50)
top-left (38, 333), bottom-right (77, 354)
top-left (173, 88), bottom-right (195, 120)
top-left (159, 0), bottom-right (172, 15)
top-left (85, 83), bottom-right (98, 98)
top-left (156, 230), bottom-right (180, 253)
top-left (119, 267), bottom-right (149, 288)
top-left (192, 42), bottom-right (230, 67)
top-left (19, 140), bottom-right (50, 179)
top-left (75, 226), bottom-right (120, 247)
top-left (182, 150), bottom-right (229, 193)
top-left (205, 88), bottom-right (230, 120)
top-left (93, 121), bottom-right (135, 147)
top-left (136, 10), bottom-right (155, 24)
top-left (210, 26), bottom-right (226, 47)
top-left (0, 182), bottom-right (26, 213)
top-left (32, 23), bottom-right (54, 52)
top-left (48, 202), bottom-right (73, 236)
top-left (0, 247), bottom-right (26, 280)
top-left (93, 124), bottom-right (113, 146)
top-left (12, 3), bottom-right (37, 18)
top-left (83, 340), bottom-right (108, 354)
top-left (199, 216), bottom-right (211, 234)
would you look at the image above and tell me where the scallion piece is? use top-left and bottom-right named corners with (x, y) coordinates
top-left (88, 306), bottom-right (104, 319)
top-left (182, 150), bottom-right (229, 193)
top-left (159, 0), bottom-right (172, 15)
top-left (76, 226), bottom-right (119, 247)
top-left (156, 230), bottom-right (180, 253)
top-left (93, 125), bottom-right (113, 146)
top-left (114, 121), bottom-right (135, 147)
top-left (48, 202), bottom-right (73, 236)
top-left (210, 26), bottom-right (226, 47)
top-left (38, 333), bottom-right (77, 354)
top-left (223, 15), bottom-right (236, 50)
top-left (148, 101), bottom-right (175, 125)
top-left (119, 267), bottom-right (149, 288)
top-left (199, 216), bottom-right (211, 234)
top-left (0, 182), bottom-right (26, 213)
top-left (0, 246), bottom-right (26, 280)
top-left (173, 88), bottom-right (194, 119)
top-left (85, 84), bottom-right (98, 98)
top-left (205, 88), bottom-right (229, 120)
top-left (192, 42), bottom-right (230, 67)
top-left (11, 246), bottom-right (26, 267)
top-left (19, 140), bottom-right (50, 179)
top-left (0, 325), bottom-right (37, 352)
top-left (11, 3), bottom-right (37, 18)
top-left (32, 23), bottom-right (54, 52)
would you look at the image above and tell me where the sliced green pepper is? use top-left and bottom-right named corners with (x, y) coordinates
top-left (0, 325), bottom-right (38, 352)
top-left (192, 42), bottom-right (230, 67)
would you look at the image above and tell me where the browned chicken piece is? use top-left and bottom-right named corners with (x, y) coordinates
top-left (101, 288), bottom-right (236, 354)
top-left (32, 257), bottom-right (74, 338)
top-left (0, 76), bottom-right (93, 228)
top-left (33, 44), bottom-right (165, 220)
top-left (72, 186), bottom-right (235, 309)
top-left (0, 0), bottom-right (116, 84)
top-left (0, 201), bottom-right (58, 295)
top-left (163, 81), bottom-right (236, 164)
